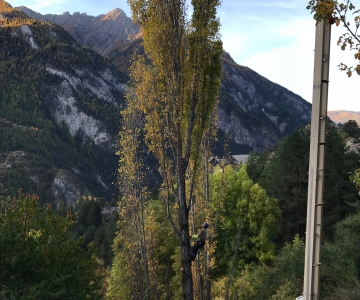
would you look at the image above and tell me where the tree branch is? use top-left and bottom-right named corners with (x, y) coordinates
top-left (335, 4), bottom-right (360, 44)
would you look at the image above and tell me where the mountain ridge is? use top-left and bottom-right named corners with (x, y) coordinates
top-left (328, 110), bottom-right (360, 124)
top-left (18, 5), bottom-right (313, 152)
top-left (18, 5), bottom-right (140, 56)
top-left (1, 1), bottom-right (312, 206)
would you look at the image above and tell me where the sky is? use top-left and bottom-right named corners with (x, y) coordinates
top-left (7, 0), bottom-right (359, 112)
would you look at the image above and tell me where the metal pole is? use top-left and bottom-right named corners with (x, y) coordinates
top-left (303, 20), bottom-right (331, 300)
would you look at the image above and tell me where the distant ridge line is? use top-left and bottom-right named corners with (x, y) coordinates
top-left (328, 110), bottom-right (360, 124)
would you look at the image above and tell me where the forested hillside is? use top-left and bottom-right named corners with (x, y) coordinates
top-left (2, 121), bottom-right (360, 299)
top-left (0, 1), bottom-right (127, 205)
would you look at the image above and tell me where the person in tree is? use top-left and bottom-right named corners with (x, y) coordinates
top-left (189, 222), bottom-right (209, 261)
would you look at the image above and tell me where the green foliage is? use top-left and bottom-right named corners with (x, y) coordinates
top-left (212, 236), bottom-right (303, 300)
top-left (125, 0), bottom-right (223, 297)
top-left (320, 214), bottom-right (360, 298)
top-left (325, 285), bottom-right (360, 300)
top-left (341, 120), bottom-right (360, 141)
top-left (68, 198), bottom-right (118, 266)
top-left (246, 150), bottom-right (269, 183)
top-left (78, 199), bottom-right (102, 227)
top-left (106, 250), bottom-right (131, 299)
top-left (210, 164), bottom-right (281, 277)
top-left (330, 213), bottom-right (360, 278)
top-left (147, 200), bottom-right (179, 299)
top-left (215, 211), bottom-right (360, 300)
top-left (0, 191), bottom-right (104, 299)
top-left (248, 123), bottom-right (360, 243)
top-left (107, 199), bottom-right (178, 300)
top-left (0, 121), bottom-right (117, 204)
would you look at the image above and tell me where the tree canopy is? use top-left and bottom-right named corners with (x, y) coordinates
top-left (247, 123), bottom-right (360, 243)
top-left (0, 191), bottom-right (104, 299)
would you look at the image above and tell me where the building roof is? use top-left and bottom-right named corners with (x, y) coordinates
top-left (208, 154), bottom-right (249, 166)
top-left (232, 155), bottom-right (249, 164)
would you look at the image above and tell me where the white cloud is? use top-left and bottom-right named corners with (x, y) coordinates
top-left (222, 31), bottom-right (248, 60)
top-left (243, 18), bottom-right (314, 99)
top-left (219, 0), bottom-right (305, 10)
top-left (8, 0), bottom-right (67, 13)
top-left (326, 24), bottom-right (359, 111)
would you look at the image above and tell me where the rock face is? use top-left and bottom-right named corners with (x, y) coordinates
top-left (218, 53), bottom-right (311, 152)
top-left (19, 6), bottom-right (140, 56)
top-left (18, 6), bottom-right (312, 153)
top-left (0, 2), bottom-right (126, 205)
top-left (43, 66), bottom-right (125, 146)
top-left (52, 169), bottom-right (92, 208)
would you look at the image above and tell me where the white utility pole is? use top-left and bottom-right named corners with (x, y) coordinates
top-left (303, 20), bottom-right (331, 300)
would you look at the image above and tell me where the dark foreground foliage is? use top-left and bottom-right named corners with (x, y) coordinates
top-left (0, 190), bottom-right (104, 300)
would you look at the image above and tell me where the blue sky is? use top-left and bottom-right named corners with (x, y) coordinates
top-left (7, 0), bottom-right (359, 111)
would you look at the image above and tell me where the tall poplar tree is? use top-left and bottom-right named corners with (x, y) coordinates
top-left (110, 97), bottom-right (159, 299)
top-left (125, 0), bottom-right (222, 298)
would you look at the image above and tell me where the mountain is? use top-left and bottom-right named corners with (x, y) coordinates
top-left (18, 7), bottom-right (311, 152)
top-left (18, 6), bottom-right (140, 57)
top-left (0, 1), bottom-right (128, 206)
top-left (328, 110), bottom-right (360, 124)
top-left (17, 7), bottom-right (312, 151)
top-left (217, 53), bottom-right (311, 152)
top-left (1, 1), bottom-right (312, 206)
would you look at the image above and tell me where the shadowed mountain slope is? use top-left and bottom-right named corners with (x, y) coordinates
top-left (0, 1), bottom-right (128, 205)
top-left (217, 53), bottom-right (311, 152)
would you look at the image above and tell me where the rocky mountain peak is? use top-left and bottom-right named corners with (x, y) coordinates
top-left (102, 8), bottom-right (126, 21)
top-left (19, 6), bottom-right (140, 56)
top-left (1, 2), bottom-right (313, 205)
top-left (1, 1), bottom-right (29, 24)
top-left (0, 0), bottom-right (12, 10)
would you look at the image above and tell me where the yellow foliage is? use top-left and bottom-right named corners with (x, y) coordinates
top-left (307, 0), bottom-right (360, 76)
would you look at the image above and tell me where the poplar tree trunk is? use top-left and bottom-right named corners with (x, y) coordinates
top-left (178, 160), bottom-right (194, 299)
top-left (204, 137), bottom-right (212, 300)
top-left (225, 219), bottom-right (242, 300)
